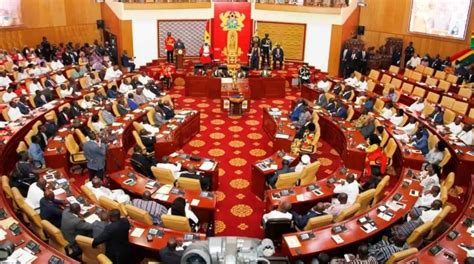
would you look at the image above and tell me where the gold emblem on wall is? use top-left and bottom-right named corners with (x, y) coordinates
top-left (220, 11), bottom-right (246, 74)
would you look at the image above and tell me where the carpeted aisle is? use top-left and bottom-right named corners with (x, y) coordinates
top-left (171, 85), bottom-right (343, 238)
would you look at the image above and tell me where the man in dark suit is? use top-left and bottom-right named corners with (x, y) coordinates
top-left (404, 42), bottom-right (415, 66)
top-left (61, 203), bottom-right (93, 254)
top-left (70, 101), bottom-right (84, 118)
top-left (325, 98), bottom-right (337, 113)
top-left (334, 100), bottom-right (348, 119)
top-left (139, 129), bottom-right (156, 153)
top-left (17, 95), bottom-right (31, 114)
top-left (266, 159), bottom-right (295, 188)
top-left (180, 165), bottom-right (211, 191)
top-left (346, 49), bottom-right (359, 78)
top-left (131, 145), bottom-right (156, 178)
top-left (392, 49), bottom-right (401, 66)
top-left (34, 90), bottom-right (48, 107)
top-left (159, 101), bottom-right (175, 120)
top-left (44, 75), bottom-right (57, 89)
top-left (431, 54), bottom-right (442, 71)
top-left (291, 202), bottom-right (326, 230)
top-left (159, 237), bottom-right (183, 264)
top-left (44, 118), bottom-right (58, 138)
top-left (83, 132), bottom-right (107, 180)
top-left (92, 209), bottom-right (131, 264)
top-left (358, 47), bottom-right (368, 74)
top-left (272, 44), bottom-right (284, 70)
top-left (57, 107), bottom-right (71, 126)
top-left (36, 125), bottom-right (49, 150)
top-left (428, 106), bottom-right (444, 125)
top-left (39, 190), bottom-right (64, 228)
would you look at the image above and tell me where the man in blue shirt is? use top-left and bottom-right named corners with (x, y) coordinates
top-left (412, 131), bottom-right (429, 155)
top-left (28, 136), bottom-right (45, 167)
top-left (363, 96), bottom-right (374, 112)
top-left (334, 100), bottom-right (348, 119)
top-left (290, 99), bottom-right (306, 121)
top-left (127, 93), bottom-right (139, 111)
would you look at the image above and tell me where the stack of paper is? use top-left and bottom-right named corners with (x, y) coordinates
top-left (199, 161), bottom-right (215, 171)
top-left (130, 227), bottom-right (145, 238)
top-left (284, 235), bottom-right (302, 248)
top-left (275, 133), bottom-right (289, 139)
top-left (0, 228), bottom-right (6, 240)
top-left (7, 248), bottom-right (37, 264)
top-left (157, 184), bottom-right (173, 194)
top-left (85, 214), bottom-right (101, 224)
top-left (0, 217), bottom-right (18, 229)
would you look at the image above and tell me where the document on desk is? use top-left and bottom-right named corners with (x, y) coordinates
top-left (377, 212), bottom-right (393, 221)
top-left (296, 194), bottom-right (306, 201)
top-left (0, 217), bottom-right (18, 229)
top-left (191, 199), bottom-right (200, 206)
top-left (270, 164), bottom-right (279, 170)
top-left (0, 228), bottom-right (6, 240)
top-left (130, 227), bottom-right (145, 238)
top-left (156, 184), bottom-right (173, 194)
top-left (53, 188), bottom-right (66, 196)
top-left (284, 235), bottom-right (302, 248)
top-left (85, 214), bottom-right (100, 224)
top-left (7, 248), bottom-right (37, 264)
top-left (275, 133), bottom-right (289, 139)
top-left (199, 161), bottom-right (215, 171)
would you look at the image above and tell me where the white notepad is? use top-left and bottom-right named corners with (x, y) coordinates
top-left (130, 227), bottom-right (145, 238)
top-left (284, 235), bottom-right (302, 248)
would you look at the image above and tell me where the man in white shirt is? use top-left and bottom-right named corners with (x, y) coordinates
top-left (399, 117), bottom-right (417, 135)
top-left (406, 54), bottom-right (421, 69)
top-left (419, 200), bottom-right (442, 223)
top-left (262, 200), bottom-right (292, 224)
top-left (415, 186), bottom-right (440, 209)
top-left (143, 86), bottom-right (157, 100)
top-left (80, 95), bottom-right (94, 110)
top-left (55, 72), bottom-right (68, 84)
top-left (104, 65), bottom-right (123, 81)
top-left (408, 97), bottom-right (425, 113)
top-left (59, 84), bottom-right (73, 98)
top-left (357, 76), bottom-right (368, 91)
top-left (86, 177), bottom-right (130, 204)
top-left (324, 193), bottom-right (351, 217)
top-left (294, 155), bottom-right (310, 173)
top-left (26, 178), bottom-right (47, 211)
top-left (8, 101), bottom-right (24, 121)
top-left (28, 78), bottom-right (43, 95)
top-left (446, 116), bottom-right (463, 135)
top-left (50, 58), bottom-right (64, 71)
top-left (118, 79), bottom-right (133, 94)
top-left (2, 87), bottom-right (17, 103)
top-left (0, 72), bottom-right (12, 87)
top-left (316, 77), bottom-right (331, 92)
top-left (138, 72), bottom-right (153, 85)
top-left (333, 174), bottom-right (359, 205)
top-left (155, 156), bottom-right (182, 179)
top-left (458, 124), bottom-right (472, 146)
top-left (344, 73), bottom-right (358, 86)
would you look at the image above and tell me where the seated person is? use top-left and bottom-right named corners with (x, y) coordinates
top-left (262, 200), bottom-right (292, 225)
top-left (86, 177), bottom-right (130, 204)
top-left (368, 232), bottom-right (408, 263)
top-left (159, 100), bottom-right (175, 120)
top-left (390, 208), bottom-right (423, 238)
top-left (70, 101), bottom-right (84, 118)
top-left (91, 114), bottom-right (105, 132)
top-left (417, 164), bottom-right (440, 191)
top-left (412, 130), bottom-right (429, 155)
top-left (167, 197), bottom-right (199, 232)
top-left (26, 177), bottom-right (47, 211)
top-left (266, 159), bottom-right (295, 188)
top-left (85, 72), bottom-right (101, 88)
top-left (399, 117), bottom-right (417, 135)
top-left (325, 98), bottom-right (337, 113)
top-left (390, 108), bottom-right (404, 126)
top-left (60, 203), bottom-right (93, 254)
top-left (153, 106), bottom-right (167, 127)
top-left (127, 93), bottom-right (139, 111)
top-left (80, 95), bottom-right (94, 110)
top-left (44, 118), bottom-right (58, 138)
top-left (323, 193), bottom-right (351, 217)
top-left (28, 136), bottom-right (45, 167)
top-left (117, 99), bottom-right (129, 116)
top-left (138, 72), bottom-right (153, 85)
top-left (34, 90), bottom-right (48, 107)
top-left (70, 65), bottom-right (87, 79)
top-left (316, 77), bottom-right (331, 92)
top-left (415, 185), bottom-right (441, 209)
top-left (156, 155), bottom-right (182, 179)
top-left (333, 174), bottom-right (359, 205)
top-left (386, 87), bottom-right (397, 102)
top-left (107, 85), bottom-right (118, 99)
top-left (58, 107), bottom-right (72, 126)
top-left (358, 116), bottom-right (375, 139)
top-left (344, 73), bottom-right (358, 86)
top-left (291, 202), bottom-right (326, 230)
top-left (341, 86), bottom-right (353, 100)
top-left (446, 116), bottom-right (463, 135)
top-left (427, 105), bottom-right (444, 125)
top-left (143, 84), bottom-right (157, 100)
top-left (159, 237), bottom-right (183, 263)
top-left (408, 97), bottom-right (425, 113)
top-left (101, 104), bottom-right (116, 126)
top-left (7, 101), bottom-right (24, 121)
top-left (295, 106), bottom-right (311, 128)
top-left (104, 65), bottom-right (123, 81)
top-left (298, 64), bottom-right (310, 85)
top-left (315, 92), bottom-right (328, 107)
top-left (363, 96), bottom-right (374, 112)
top-left (458, 124), bottom-right (473, 146)
top-left (39, 190), bottom-right (64, 228)
top-left (55, 71), bottom-right (68, 84)
top-left (2, 86), bottom-right (17, 103)
top-left (333, 100), bottom-right (347, 119)
top-left (290, 99), bottom-right (307, 122)
top-left (131, 145), bottom-right (156, 178)
top-left (424, 141), bottom-right (446, 166)
top-left (414, 200), bottom-right (443, 223)
top-left (17, 95), bottom-right (31, 115)
top-left (134, 87), bottom-right (148, 105)
top-left (294, 154), bottom-right (311, 173)
top-left (357, 76), bottom-right (368, 91)
top-left (180, 165), bottom-right (211, 191)
top-left (139, 129), bottom-right (156, 153)
top-left (342, 244), bottom-right (378, 264)
top-left (119, 79), bottom-right (133, 94)
top-left (380, 101), bottom-right (394, 119)
top-left (132, 190), bottom-right (167, 225)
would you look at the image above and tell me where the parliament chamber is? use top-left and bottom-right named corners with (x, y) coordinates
top-left (0, 0), bottom-right (472, 263)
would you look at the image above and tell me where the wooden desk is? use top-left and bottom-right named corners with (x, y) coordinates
top-left (168, 151), bottom-right (219, 191)
top-left (262, 108), bottom-right (296, 153)
top-left (281, 168), bottom-right (422, 260)
top-left (108, 168), bottom-right (216, 225)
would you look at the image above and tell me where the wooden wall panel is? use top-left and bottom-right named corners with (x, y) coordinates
top-left (359, 0), bottom-right (473, 59)
top-left (256, 22), bottom-right (306, 61)
top-left (328, 6), bottom-right (359, 76)
top-left (0, 0), bottom-right (101, 50)
top-left (100, 3), bottom-right (134, 60)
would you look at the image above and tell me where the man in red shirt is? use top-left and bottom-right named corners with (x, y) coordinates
top-left (164, 32), bottom-right (176, 63)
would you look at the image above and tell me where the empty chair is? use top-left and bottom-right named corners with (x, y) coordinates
top-left (161, 214), bottom-right (192, 232)
top-left (380, 74), bottom-right (392, 84)
top-left (401, 83), bottom-right (414, 94)
top-left (76, 235), bottom-right (105, 264)
top-left (383, 138), bottom-right (397, 166)
top-left (368, 69), bottom-right (380, 80)
top-left (65, 134), bottom-right (87, 169)
top-left (373, 98), bottom-right (385, 113)
top-left (434, 70), bottom-right (446, 80)
top-left (414, 64), bottom-right (425, 73)
top-left (411, 87), bottom-right (426, 98)
top-left (151, 166), bottom-right (175, 185)
top-left (470, 109), bottom-right (474, 119)
top-left (446, 74), bottom-right (458, 84)
top-left (132, 130), bottom-right (153, 155)
top-left (380, 129), bottom-right (389, 147)
top-left (443, 109), bottom-right (456, 124)
top-left (406, 222), bottom-right (433, 248)
top-left (74, 129), bottom-right (88, 144)
top-left (274, 172), bottom-right (300, 189)
top-left (423, 67), bottom-right (434, 76)
top-left (411, 71), bottom-right (423, 82)
top-left (440, 186), bottom-right (448, 205)
top-left (390, 78), bottom-right (402, 89)
top-left (425, 92), bottom-right (440, 104)
top-left (334, 203), bottom-right (360, 222)
top-left (301, 215), bottom-right (333, 231)
top-left (97, 254), bottom-right (113, 264)
top-left (425, 76), bottom-right (438, 86)
top-left (439, 96), bottom-right (455, 109)
top-left (438, 148), bottom-right (452, 169)
top-left (367, 80), bottom-right (376, 92)
top-left (386, 248), bottom-right (419, 264)
top-left (372, 175), bottom-right (390, 205)
top-left (299, 161), bottom-right (321, 186)
top-left (426, 205), bottom-right (452, 239)
top-left (21, 203), bottom-right (47, 240)
top-left (438, 80), bottom-right (451, 92)
top-left (41, 220), bottom-right (70, 254)
top-left (147, 109), bottom-right (156, 126)
top-left (421, 103), bottom-right (435, 117)
top-left (355, 189), bottom-right (375, 214)
top-left (458, 87), bottom-right (472, 98)
top-left (124, 204), bottom-right (153, 226)
top-left (403, 69), bottom-right (413, 79)
top-left (452, 101), bottom-right (468, 115)
top-left (353, 71), bottom-right (362, 80)
top-left (176, 177), bottom-right (202, 191)
top-left (388, 65), bottom-right (400, 75)
top-left (441, 172), bottom-right (455, 191)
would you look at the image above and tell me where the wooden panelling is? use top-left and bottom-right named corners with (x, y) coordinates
top-left (0, 0), bottom-right (101, 50)
top-left (124, 2), bottom-right (211, 10)
top-left (101, 3), bottom-right (134, 60)
top-left (255, 3), bottom-right (342, 14)
top-left (328, 6), bottom-right (359, 76)
top-left (256, 22), bottom-right (306, 61)
top-left (359, 0), bottom-right (473, 59)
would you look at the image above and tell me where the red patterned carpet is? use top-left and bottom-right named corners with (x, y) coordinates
top-left (170, 85), bottom-right (343, 238)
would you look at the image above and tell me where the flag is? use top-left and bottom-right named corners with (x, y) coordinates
top-left (204, 20), bottom-right (211, 45)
